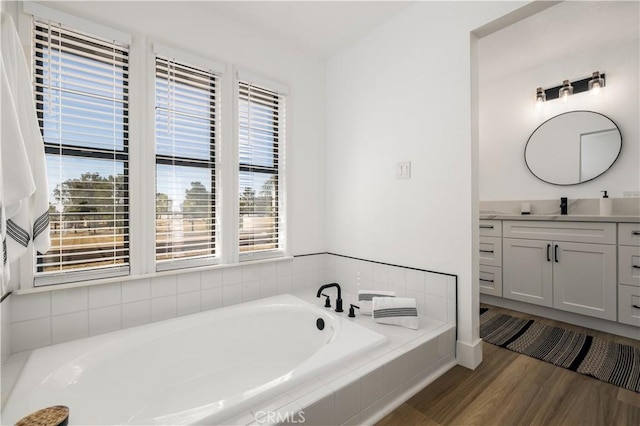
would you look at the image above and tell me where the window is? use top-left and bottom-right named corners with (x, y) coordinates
top-left (238, 79), bottom-right (285, 258)
top-left (155, 55), bottom-right (218, 270)
top-left (33, 19), bottom-right (130, 284)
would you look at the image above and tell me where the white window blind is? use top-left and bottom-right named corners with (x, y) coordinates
top-left (238, 80), bottom-right (285, 258)
top-left (155, 56), bottom-right (218, 270)
top-left (33, 19), bottom-right (130, 284)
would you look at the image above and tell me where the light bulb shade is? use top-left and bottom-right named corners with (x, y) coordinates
top-left (536, 87), bottom-right (546, 103)
top-left (588, 71), bottom-right (605, 91)
top-left (559, 80), bottom-right (573, 100)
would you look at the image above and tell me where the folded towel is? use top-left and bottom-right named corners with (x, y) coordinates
top-left (358, 290), bottom-right (395, 315)
top-left (372, 297), bottom-right (419, 330)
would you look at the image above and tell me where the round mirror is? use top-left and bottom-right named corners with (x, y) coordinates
top-left (524, 111), bottom-right (622, 185)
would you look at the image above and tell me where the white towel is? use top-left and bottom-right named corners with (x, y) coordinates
top-left (1, 12), bottom-right (51, 291)
top-left (358, 289), bottom-right (396, 315)
top-left (372, 296), bottom-right (419, 330)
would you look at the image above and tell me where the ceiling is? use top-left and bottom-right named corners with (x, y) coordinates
top-left (197, 1), bottom-right (413, 58)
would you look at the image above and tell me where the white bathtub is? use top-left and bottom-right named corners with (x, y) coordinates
top-left (2, 294), bottom-right (387, 425)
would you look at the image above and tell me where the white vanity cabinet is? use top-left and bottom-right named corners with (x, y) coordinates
top-left (618, 223), bottom-right (640, 326)
top-left (502, 221), bottom-right (617, 320)
top-left (479, 220), bottom-right (502, 296)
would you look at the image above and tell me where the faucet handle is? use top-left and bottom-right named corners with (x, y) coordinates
top-left (321, 293), bottom-right (331, 308)
top-left (348, 304), bottom-right (360, 318)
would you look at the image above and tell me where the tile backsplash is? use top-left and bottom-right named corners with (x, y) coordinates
top-left (3, 253), bottom-right (456, 356)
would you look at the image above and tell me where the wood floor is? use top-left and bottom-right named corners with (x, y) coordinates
top-left (377, 305), bottom-right (640, 426)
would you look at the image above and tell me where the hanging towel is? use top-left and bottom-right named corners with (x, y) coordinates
top-left (358, 289), bottom-right (395, 315)
top-left (372, 296), bottom-right (419, 330)
top-left (1, 12), bottom-right (51, 292)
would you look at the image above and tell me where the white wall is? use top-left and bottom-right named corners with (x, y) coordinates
top-left (479, 1), bottom-right (640, 201)
top-left (17, 0), bottom-right (327, 257)
top-left (325, 1), bottom-right (525, 368)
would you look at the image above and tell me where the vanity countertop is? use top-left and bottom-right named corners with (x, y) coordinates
top-left (480, 213), bottom-right (640, 223)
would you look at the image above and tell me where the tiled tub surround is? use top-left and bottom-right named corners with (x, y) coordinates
top-left (481, 197), bottom-right (640, 218)
top-left (1, 253), bottom-right (457, 422)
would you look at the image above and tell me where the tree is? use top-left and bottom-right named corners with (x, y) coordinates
top-left (53, 172), bottom-right (126, 233)
top-left (182, 181), bottom-right (210, 219)
top-left (156, 193), bottom-right (171, 215)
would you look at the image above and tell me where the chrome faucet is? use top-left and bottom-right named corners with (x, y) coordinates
top-left (560, 197), bottom-right (568, 215)
top-left (316, 283), bottom-right (343, 312)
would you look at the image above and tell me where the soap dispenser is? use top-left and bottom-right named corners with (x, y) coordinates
top-left (600, 191), bottom-right (612, 216)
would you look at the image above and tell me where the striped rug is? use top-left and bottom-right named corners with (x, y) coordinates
top-left (480, 308), bottom-right (640, 393)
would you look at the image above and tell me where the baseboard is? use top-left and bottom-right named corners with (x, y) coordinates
top-left (481, 294), bottom-right (640, 341)
top-left (456, 338), bottom-right (483, 369)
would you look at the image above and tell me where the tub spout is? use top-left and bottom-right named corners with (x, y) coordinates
top-left (316, 283), bottom-right (343, 313)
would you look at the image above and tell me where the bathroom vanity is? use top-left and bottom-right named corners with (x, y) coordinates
top-left (479, 215), bottom-right (640, 332)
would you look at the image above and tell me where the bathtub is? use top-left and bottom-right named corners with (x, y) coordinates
top-left (2, 294), bottom-right (387, 425)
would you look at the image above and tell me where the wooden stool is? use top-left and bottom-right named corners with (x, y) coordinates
top-left (15, 406), bottom-right (69, 426)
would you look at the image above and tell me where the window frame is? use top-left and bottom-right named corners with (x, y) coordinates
top-left (153, 49), bottom-right (224, 272)
top-left (236, 70), bottom-right (288, 262)
top-left (28, 9), bottom-right (132, 286)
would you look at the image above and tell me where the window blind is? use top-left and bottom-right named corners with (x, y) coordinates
top-left (155, 56), bottom-right (218, 270)
top-left (238, 80), bottom-right (285, 257)
top-left (33, 19), bottom-right (130, 284)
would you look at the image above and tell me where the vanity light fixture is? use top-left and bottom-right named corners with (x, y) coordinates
top-left (588, 71), bottom-right (605, 95)
top-left (559, 80), bottom-right (573, 102)
top-left (534, 71), bottom-right (606, 103)
top-left (535, 87), bottom-right (546, 103)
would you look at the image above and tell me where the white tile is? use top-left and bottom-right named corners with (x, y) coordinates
top-left (305, 255), bottom-right (320, 272)
top-left (151, 295), bottom-right (177, 322)
top-left (122, 300), bottom-right (151, 328)
top-left (405, 269), bottom-right (426, 293)
top-left (291, 272), bottom-right (306, 291)
top-left (223, 284), bottom-right (242, 306)
top-left (426, 295), bottom-right (448, 322)
top-left (292, 257), bottom-right (306, 274)
top-left (51, 287), bottom-right (88, 316)
top-left (426, 273), bottom-right (448, 298)
top-left (341, 412), bottom-right (361, 426)
top-left (201, 288), bottom-right (222, 311)
top-left (151, 275), bottom-right (177, 298)
top-left (89, 305), bottom-right (121, 336)
top-left (388, 266), bottom-right (406, 289)
top-left (406, 289), bottom-right (427, 316)
top-left (11, 292), bottom-right (51, 322)
top-left (241, 264), bottom-right (260, 282)
top-left (276, 275), bottom-right (293, 294)
top-left (52, 311), bottom-right (88, 344)
top-left (259, 262), bottom-right (278, 279)
top-left (89, 282), bottom-right (121, 309)
top-left (277, 259), bottom-right (292, 277)
top-left (373, 263), bottom-right (390, 285)
top-left (360, 365), bottom-right (385, 409)
top-left (177, 272), bottom-right (201, 294)
top-left (178, 291), bottom-right (201, 316)
top-left (260, 277), bottom-right (277, 298)
top-left (223, 267), bottom-right (242, 285)
top-left (298, 393), bottom-right (334, 426)
top-left (334, 379), bottom-right (361, 425)
top-left (201, 269), bottom-right (223, 289)
top-left (122, 279), bottom-right (150, 303)
top-left (447, 299), bottom-right (456, 326)
top-left (305, 270), bottom-right (319, 288)
top-left (242, 281), bottom-right (260, 302)
top-left (287, 378), bottom-right (324, 400)
top-left (447, 275), bottom-right (457, 301)
top-left (11, 317), bottom-right (51, 352)
top-left (357, 260), bottom-right (373, 281)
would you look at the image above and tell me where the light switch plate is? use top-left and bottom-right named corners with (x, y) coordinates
top-left (396, 161), bottom-right (411, 179)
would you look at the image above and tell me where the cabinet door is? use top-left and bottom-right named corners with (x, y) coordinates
top-left (480, 265), bottom-right (502, 297)
top-left (503, 238), bottom-right (553, 307)
top-left (553, 242), bottom-right (617, 321)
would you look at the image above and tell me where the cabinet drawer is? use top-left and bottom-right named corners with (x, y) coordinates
top-left (502, 221), bottom-right (616, 244)
top-left (479, 265), bottom-right (502, 297)
top-left (619, 245), bottom-right (640, 287)
top-left (479, 236), bottom-right (502, 267)
top-left (618, 284), bottom-right (640, 327)
top-left (480, 220), bottom-right (501, 237)
top-left (618, 223), bottom-right (640, 247)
